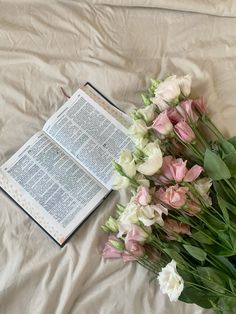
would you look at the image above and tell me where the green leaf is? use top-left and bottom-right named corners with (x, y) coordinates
top-left (217, 139), bottom-right (236, 156)
top-left (228, 136), bottom-right (236, 148)
top-left (217, 296), bottom-right (236, 312)
top-left (163, 248), bottom-right (186, 268)
top-left (183, 245), bottom-right (207, 261)
top-left (205, 214), bottom-right (227, 231)
top-left (141, 93), bottom-right (151, 106)
top-left (217, 195), bottom-right (230, 224)
top-left (226, 201), bottom-right (236, 215)
top-left (223, 152), bottom-right (236, 176)
top-left (204, 215), bottom-right (227, 231)
top-left (214, 181), bottom-right (236, 205)
top-left (217, 231), bottom-right (233, 250)
top-left (208, 245), bottom-right (234, 257)
top-left (178, 268), bottom-right (195, 284)
top-left (176, 215), bottom-right (191, 224)
top-left (179, 286), bottom-right (218, 309)
top-left (214, 256), bottom-right (236, 279)
top-left (218, 197), bottom-right (236, 215)
top-left (228, 278), bottom-right (236, 293)
top-left (191, 230), bottom-right (214, 245)
top-left (197, 267), bottom-right (228, 294)
top-left (229, 229), bottom-right (236, 253)
top-left (204, 149), bottom-right (231, 180)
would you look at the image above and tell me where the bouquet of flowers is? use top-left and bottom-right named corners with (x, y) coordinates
top-left (101, 75), bottom-right (236, 314)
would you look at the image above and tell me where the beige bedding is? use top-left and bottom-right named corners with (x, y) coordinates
top-left (1, 1), bottom-right (236, 313)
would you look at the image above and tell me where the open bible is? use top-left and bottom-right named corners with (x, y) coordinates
top-left (0, 83), bottom-right (133, 246)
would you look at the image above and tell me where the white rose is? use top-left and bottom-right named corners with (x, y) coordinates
top-left (119, 150), bottom-right (136, 178)
top-left (153, 75), bottom-right (181, 108)
top-left (112, 174), bottom-right (130, 190)
top-left (177, 74), bottom-right (191, 97)
top-left (129, 119), bottom-right (148, 140)
top-left (137, 140), bottom-right (163, 176)
top-left (138, 204), bottom-right (168, 226)
top-left (152, 94), bottom-right (170, 111)
top-left (158, 260), bottom-right (184, 302)
top-left (137, 104), bottom-right (156, 123)
top-left (117, 202), bottom-right (139, 237)
top-left (152, 75), bottom-right (191, 111)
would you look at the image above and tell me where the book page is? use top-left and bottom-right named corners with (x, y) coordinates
top-left (81, 83), bottom-right (131, 129)
top-left (43, 88), bottom-right (133, 189)
top-left (0, 132), bottom-right (108, 245)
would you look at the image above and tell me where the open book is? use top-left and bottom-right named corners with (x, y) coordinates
top-left (0, 83), bottom-right (133, 246)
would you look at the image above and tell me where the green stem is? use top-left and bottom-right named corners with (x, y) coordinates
top-left (175, 137), bottom-right (204, 162)
top-left (184, 281), bottom-right (235, 297)
top-left (137, 259), bottom-right (158, 274)
top-left (193, 127), bottom-right (210, 150)
top-left (167, 211), bottom-right (230, 251)
top-left (206, 117), bottom-right (224, 139)
top-left (224, 179), bottom-right (236, 196)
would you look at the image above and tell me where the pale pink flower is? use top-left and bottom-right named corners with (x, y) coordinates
top-left (184, 165), bottom-right (203, 182)
top-left (122, 252), bottom-right (136, 262)
top-left (157, 185), bottom-right (188, 209)
top-left (135, 186), bottom-right (151, 206)
top-left (176, 99), bottom-right (198, 123)
top-left (174, 120), bottom-right (196, 143)
top-left (158, 156), bottom-right (175, 183)
top-left (167, 108), bottom-right (182, 124)
top-left (102, 237), bottom-right (123, 259)
top-left (125, 239), bottom-right (145, 257)
top-left (192, 97), bottom-right (207, 114)
top-left (184, 199), bottom-right (202, 216)
top-left (152, 110), bottom-right (173, 136)
top-left (125, 224), bottom-right (149, 243)
top-left (159, 157), bottom-right (203, 183)
top-left (158, 156), bottom-right (187, 183)
top-left (169, 158), bottom-right (188, 182)
top-left (164, 218), bottom-right (191, 237)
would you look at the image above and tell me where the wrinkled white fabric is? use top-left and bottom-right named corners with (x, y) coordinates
top-left (2, 1), bottom-right (235, 313)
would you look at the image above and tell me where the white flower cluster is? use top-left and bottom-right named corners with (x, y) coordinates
top-left (152, 75), bottom-right (191, 111)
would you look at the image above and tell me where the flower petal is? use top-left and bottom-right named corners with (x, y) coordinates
top-left (184, 165), bottom-right (203, 182)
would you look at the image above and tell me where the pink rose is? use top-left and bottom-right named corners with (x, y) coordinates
top-left (158, 157), bottom-right (203, 184)
top-left (125, 224), bottom-right (149, 244)
top-left (176, 99), bottom-right (198, 123)
top-left (167, 108), bottom-right (182, 124)
top-left (184, 165), bottom-right (203, 182)
top-left (152, 110), bottom-right (173, 135)
top-left (169, 158), bottom-right (188, 182)
top-left (125, 239), bottom-right (145, 257)
top-left (135, 186), bottom-right (151, 206)
top-left (192, 97), bottom-right (207, 114)
top-left (159, 156), bottom-right (187, 183)
top-left (157, 185), bottom-right (188, 209)
top-left (158, 156), bottom-right (175, 183)
top-left (174, 120), bottom-right (196, 143)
